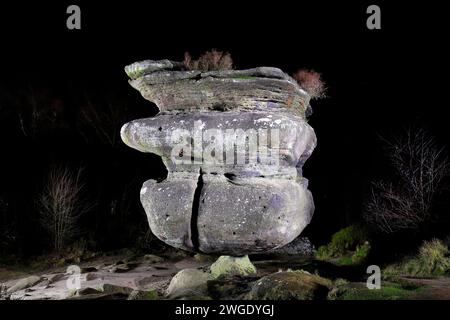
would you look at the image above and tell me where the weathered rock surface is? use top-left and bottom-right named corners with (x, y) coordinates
top-left (121, 111), bottom-right (316, 175)
top-left (125, 61), bottom-right (310, 115)
top-left (1, 252), bottom-right (210, 300)
top-left (246, 270), bottom-right (331, 300)
top-left (268, 237), bottom-right (315, 256)
top-left (7, 275), bottom-right (42, 294)
top-left (210, 255), bottom-right (257, 278)
top-left (166, 268), bottom-right (213, 298)
top-left (121, 59), bottom-right (317, 255)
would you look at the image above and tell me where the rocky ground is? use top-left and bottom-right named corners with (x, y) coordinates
top-left (1, 248), bottom-right (450, 300)
top-left (0, 250), bottom-right (202, 300)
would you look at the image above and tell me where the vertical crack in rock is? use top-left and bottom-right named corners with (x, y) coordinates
top-left (190, 169), bottom-right (203, 251)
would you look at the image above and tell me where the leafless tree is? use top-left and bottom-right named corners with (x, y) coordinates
top-left (364, 128), bottom-right (449, 233)
top-left (37, 165), bottom-right (92, 251)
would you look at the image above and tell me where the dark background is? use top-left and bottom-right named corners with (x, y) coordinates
top-left (0, 1), bottom-right (448, 257)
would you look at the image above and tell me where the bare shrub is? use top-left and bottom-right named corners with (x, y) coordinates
top-left (37, 166), bottom-right (92, 252)
top-left (293, 69), bottom-right (327, 99)
top-left (364, 128), bottom-right (449, 233)
top-left (183, 49), bottom-right (233, 71)
top-left (183, 52), bottom-right (195, 70)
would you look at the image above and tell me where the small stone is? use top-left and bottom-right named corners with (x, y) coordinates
top-left (85, 273), bottom-right (100, 281)
top-left (46, 273), bottom-right (65, 284)
top-left (102, 284), bottom-right (133, 296)
top-left (166, 268), bottom-right (213, 298)
top-left (210, 255), bottom-right (257, 279)
top-left (108, 263), bottom-right (132, 273)
top-left (143, 254), bottom-right (164, 264)
top-left (207, 276), bottom-right (256, 299)
top-left (76, 287), bottom-right (103, 296)
top-left (7, 276), bottom-right (42, 294)
top-left (127, 289), bottom-right (160, 300)
top-left (194, 253), bottom-right (218, 263)
top-left (81, 266), bottom-right (98, 273)
top-left (246, 270), bottom-right (332, 300)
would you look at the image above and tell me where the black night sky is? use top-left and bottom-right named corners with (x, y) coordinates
top-left (0, 1), bottom-right (449, 257)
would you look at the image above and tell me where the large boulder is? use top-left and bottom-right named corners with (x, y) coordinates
top-left (198, 175), bottom-right (313, 254)
top-left (121, 59), bottom-right (317, 255)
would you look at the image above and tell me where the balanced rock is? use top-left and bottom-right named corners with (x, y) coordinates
top-left (121, 59), bottom-right (317, 255)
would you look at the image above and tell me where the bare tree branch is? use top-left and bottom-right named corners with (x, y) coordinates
top-left (364, 127), bottom-right (449, 233)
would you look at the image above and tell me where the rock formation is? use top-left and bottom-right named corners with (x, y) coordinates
top-left (121, 60), bottom-right (317, 255)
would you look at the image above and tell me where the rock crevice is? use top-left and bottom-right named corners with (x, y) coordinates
top-left (190, 169), bottom-right (203, 251)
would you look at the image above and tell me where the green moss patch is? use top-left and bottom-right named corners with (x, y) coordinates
top-left (337, 281), bottom-right (424, 300)
top-left (246, 270), bottom-right (332, 300)
top-left (315, 225), bottom-right (370, 265)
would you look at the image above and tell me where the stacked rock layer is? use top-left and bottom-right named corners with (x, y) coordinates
top-left (121, 60), bottom-right (317, 255)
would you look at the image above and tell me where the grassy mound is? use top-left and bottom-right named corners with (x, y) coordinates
top-left (336, 281), bottom-right (423, 300)
top-left (384, 239), bottom-right (450, 277)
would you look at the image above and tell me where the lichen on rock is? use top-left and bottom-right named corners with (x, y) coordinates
top-left (246, 270), bottom-right (332, 300)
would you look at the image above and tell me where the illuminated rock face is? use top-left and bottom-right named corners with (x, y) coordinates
top-left (121, 60), bottom-right (316, 255)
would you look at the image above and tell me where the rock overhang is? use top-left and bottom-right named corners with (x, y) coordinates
top-left (121, 59), bottom-right (317, 255)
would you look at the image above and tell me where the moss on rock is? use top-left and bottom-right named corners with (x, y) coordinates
top-left (127, 289), bottom-right (160, 300)
top-left (246, 270), bottom-right (332, 300)
top-left (210, 255), bottom-right (257, 279)
top-left (166, 268), bottom-right (213, 298)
